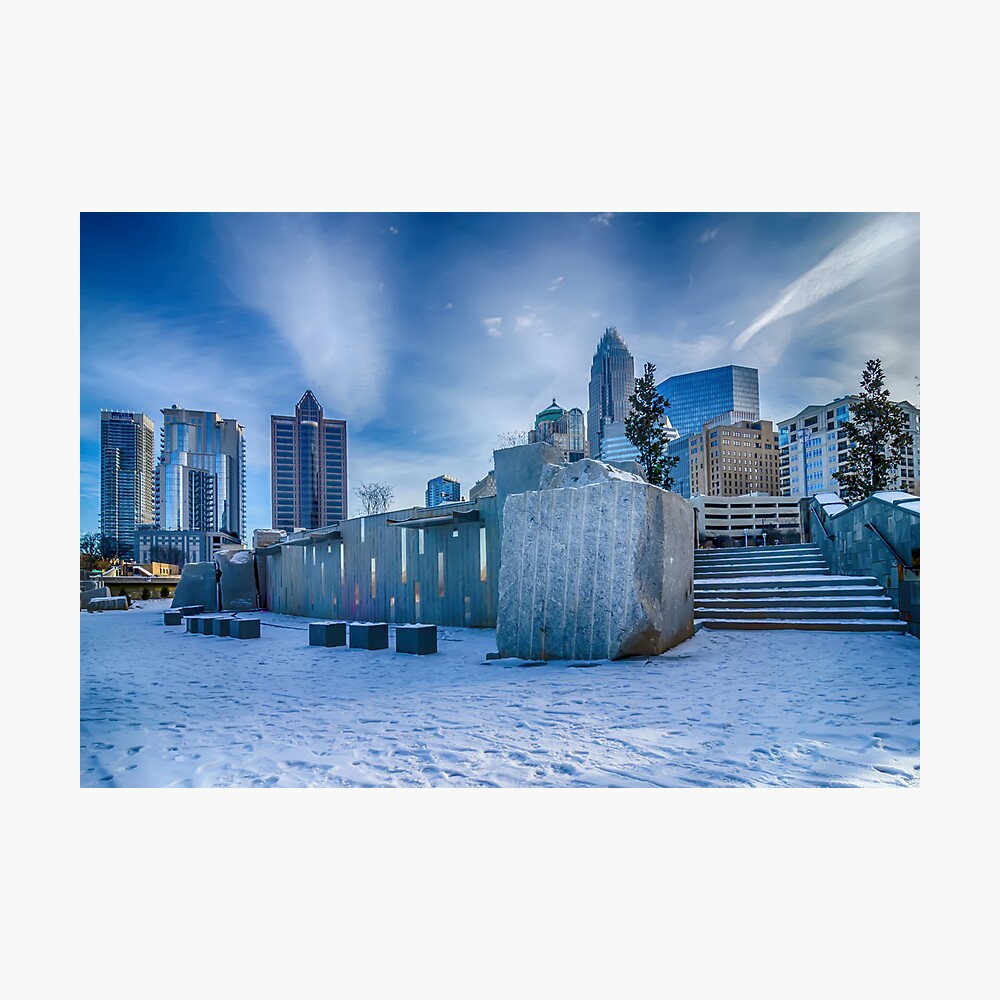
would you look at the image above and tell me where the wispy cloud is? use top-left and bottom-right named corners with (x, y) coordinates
top-left (214, 214), bottom-right (389, 427)
top-left (733, 214), bottom-right (919, 351)
top-left (386, 226), bottom-right (399, 235)
top-left (548, 276), bottom-right (564, 292)
top-left (700, 227), bottom-right (719, 243)
top-left (482, 317), bottom-right (502, 337)
top-left (590, 212), bottom-right (614, 227)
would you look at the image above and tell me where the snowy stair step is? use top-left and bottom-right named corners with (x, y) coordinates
top-left (694, 606), bottom-right (901, 621)
top-left (695, 618), bottom-right (909, 633)
top-left (695, 575), bottom-right (877, 591)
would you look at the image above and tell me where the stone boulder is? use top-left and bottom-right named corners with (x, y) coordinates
top-left (81, 585), bottom-right (111, 610)
top-left (171, 562), bottom-right (219, 612)
top-left (217, 548), bottom-right (259, 612)
top-left (496, 467), bottom-right (694, 661)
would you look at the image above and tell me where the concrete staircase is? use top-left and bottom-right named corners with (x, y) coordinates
top-left (693, 543), bottom-right (908, 633)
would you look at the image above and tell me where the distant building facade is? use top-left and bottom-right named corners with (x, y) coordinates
top-left (469, 471), bottom-right (497, 501)
top-left (156, 405), bottom-right (247, 542)
top-left (778, 396), bottom-right (920, 497)
top-left (656, 365), bottom-right (760, 439)
top-left (271, 390), bottom-right (348, 531)
top-left (587, 327), bottom-right (636, 461)
top-left (529, 399), bottom-right (589, 462)
top-left (687, 420), bottom-right (781, 497)
top-left (100, 409), bottom-right (156, 558)
top-left (426, 475), bottom-right (461, 508)
top-left (134, 526), bottom-right (241, 568)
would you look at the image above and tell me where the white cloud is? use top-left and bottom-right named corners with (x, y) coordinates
top-left (590, 212), bottom-right (614, 227)
top-left (548, 276), bottom-right (564, 291)
top-left (386, 226), bottom-right (399, 235)
top-left (482, 317), bottom-right (502, 337)
top-left (700, 227), bottom-right (720, 243)
top-left (733, 214), bottom-right (919, 351)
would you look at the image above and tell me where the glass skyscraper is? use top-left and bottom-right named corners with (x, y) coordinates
top-left (587, 327), bottom-right (636, 461)
top-left (271, 390), bottom-right (348, 530)
top-left (157, 405), bottom-right (247, 542)
top-left (426, 475), bottom-right (461, 508)
top-left (100, 409), bottom-right (155, 557)
top-left (656, 365), bottom-right (760, 439)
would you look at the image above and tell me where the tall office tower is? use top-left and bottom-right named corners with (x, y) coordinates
top-left (655, 365), bottom-right (760, 439)
top-left (157, 405), bottom-right (247, 541)
top-left (777, 396), bottom-right (920, 498)
top-left (271, 390), bottom-right (348, 531)
top-left (426, 474), bottom-right (461, 508)
top-left (530, 399), bottom-right (589, 462)
top-left (100, 409), bottom-right (156, 557)
top-left (587, 327), bottom-right (636, 461)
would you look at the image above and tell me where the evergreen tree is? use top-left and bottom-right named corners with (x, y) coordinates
top-left (625, 362), bottom-right (680, 489)
top-left (833, 358), bottom-right (913, 504)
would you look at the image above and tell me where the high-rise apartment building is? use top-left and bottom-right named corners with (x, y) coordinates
top-left (529, 399), bottom-right (589, 462)
top-left (156, 405), bottom-right (247, 542)
top-left (655, 365), bottom-right (760, 439)
top-left (587, 327), bottom-right (636, 461)
top-left (100, 409), bottom-right (156, 557)
top-left (777, 396), bottom-right (920, 497)
top-left (687, 419), bottom-right (781, 496)
top-left (426, 474), bottom-right (461, 508)
top-left (271, 390), bottom-right (348, 531)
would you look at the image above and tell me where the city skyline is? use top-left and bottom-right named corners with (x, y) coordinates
top-left (80, 212), bottom-right (919, 534)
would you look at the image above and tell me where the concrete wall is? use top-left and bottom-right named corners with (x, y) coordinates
top-left (809, 492), bottom-right (920, 635)
top-left (259, 497), bottom-right (501, 627)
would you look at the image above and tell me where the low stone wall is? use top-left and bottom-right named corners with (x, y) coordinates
top-left (809, 491), bottom-right (920, 635)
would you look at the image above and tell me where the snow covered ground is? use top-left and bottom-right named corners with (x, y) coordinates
top-left (81, 600), bottom-right (919, 788)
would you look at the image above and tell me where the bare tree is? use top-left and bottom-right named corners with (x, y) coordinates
top-left (356, 481), bottom-right (394, 516)
top-left (495, 429), bottom-right (530, 449)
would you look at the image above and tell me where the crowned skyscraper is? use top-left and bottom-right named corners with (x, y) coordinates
top-left (271, 390), bottom-right (348, 530)
top-left (587, 326), bottom-right (636, 461)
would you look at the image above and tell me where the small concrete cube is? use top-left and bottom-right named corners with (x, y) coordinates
top-left (395, 624), bottom-right (438, 655)
top-left (186, 615), bottom-right (212, 633)
top-left (349, 622), bottom-right (389, 650)
top-left (229, 618), bottom-right (261, 639)
top-left (164, 610), bottom-right (184, 626)
top-left (310, 622), bottom-right (347, 647)
top-left (212, 617), bottom-right (232, 637)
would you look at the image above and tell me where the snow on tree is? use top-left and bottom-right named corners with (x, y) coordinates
top-left (625, 361), bottom-right (680, 490)
top-left (833, 358), bottom-right (914, 504)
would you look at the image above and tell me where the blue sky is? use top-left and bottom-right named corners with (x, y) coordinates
top-left (80, 212), bottom-right (919, 534)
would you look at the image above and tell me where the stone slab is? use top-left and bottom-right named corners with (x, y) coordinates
top-left (81, 586), bottom-right (111, 610)
top-left (395, 624), bottom-right (437, 654)
top-left (310, 622), bottom-right (347, 647)
top-left (171, 562), bottom-right (218, 612)
top-left (87, 596), bottom-right (128, 612)
top-left (229, 618), bottom-right (260, 639)
top-left (349, 622), bottom-right (388, 650)
top-left (217, 548), bottom-right (258, 612)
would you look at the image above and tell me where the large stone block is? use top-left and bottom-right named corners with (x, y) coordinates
top-left (310, 621), bottom-right (347, 647)
top-left (350, 622), bottom-right (388, 650)
top-left (230, 617), bottom-right (261, 639)
top-left (497, 476), bottom-right (694, 661)
top-left (171, 562), bottom-right (218, 612)
top-left (395, 624), bottom-right (437, 655)
top-left (217, 548), bottom-right (259, 612)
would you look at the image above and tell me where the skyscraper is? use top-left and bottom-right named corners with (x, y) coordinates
top-left (587, 326), bottom-right (636, 461)
top-left (100, 409), bottom-right (155, 557)
top-left (271, 390), bottom-right (348, 530)
top-left (655, 365), bottom-right (760, 439)
top-left (426, 475), bottom-right (461, 508)
top-left (157, 405), bottom-right (247, 541)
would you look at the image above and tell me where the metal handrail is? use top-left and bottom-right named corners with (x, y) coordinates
top-left (865, 521), bottom-right (917, 574)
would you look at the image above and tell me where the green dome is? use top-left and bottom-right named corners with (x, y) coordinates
top-left (534, 398), bottom-right (566, 426)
